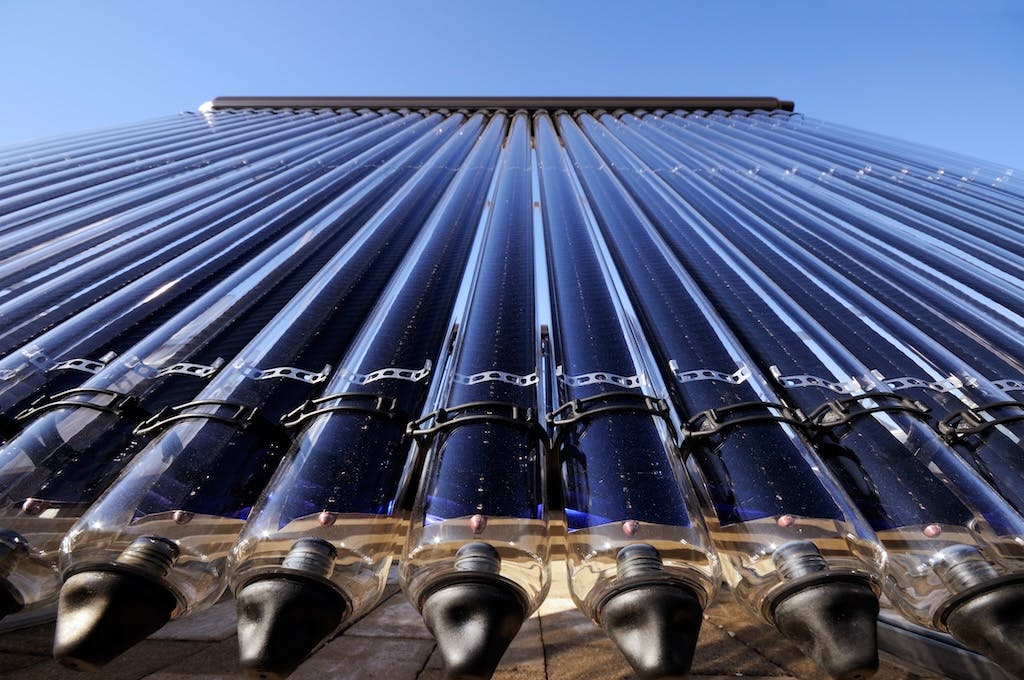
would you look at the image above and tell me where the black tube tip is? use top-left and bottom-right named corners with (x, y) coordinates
top-left (53, 570), bottom-right (177, 671)
top-left (420, 580), bottom-right (526, 680)
top-left (599, 583), bottom-right (704, 679)
top-left (0, 584), bottom-right (22, 619)
top-left (0, 530), bottom-right (28, 619)
top-left (771, 580), bottom-right (879, 680)
top-left (945, 581), bottom-right (1024, 677)
top-left (235, 576), bottom-right (349, 680)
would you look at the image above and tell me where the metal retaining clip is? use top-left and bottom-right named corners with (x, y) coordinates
top-left (937, 400), bottom-right (1024, 440)
top-left (806, 392), bottom-right (930, 435)
top-left (408, 401), bottom-right (545, 442)
top-left (15, 388), bottom-right (143, 423)
top-left (682, 400), bottom-right (803, 445)
top-left (134, 399), bottom-right (289, 446)
top-left (549, 391), bottom-right (672, 450)
top-left (281, 392), bottom-right (403, 429)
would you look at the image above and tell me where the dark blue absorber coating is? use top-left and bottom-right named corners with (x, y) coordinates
top-left (417, 114), bottom-right (543, 523)
top-left (537, 113), bottom-right (696, 530)
top-left (557, 113), bottom-right (847, 527)
top-left (571, 113), bottom-right (978, 533)
top-left (273, 114), bottom-right (508, 521)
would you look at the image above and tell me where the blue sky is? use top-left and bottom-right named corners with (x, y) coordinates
top-left (1, 1), bottom-right (1022, 169)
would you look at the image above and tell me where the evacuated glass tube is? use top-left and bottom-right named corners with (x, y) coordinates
top-left (400, 113), bottom-right (549, 680)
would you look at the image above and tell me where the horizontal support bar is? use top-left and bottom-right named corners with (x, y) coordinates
top-left (207, 96), bottom-right (795, 113)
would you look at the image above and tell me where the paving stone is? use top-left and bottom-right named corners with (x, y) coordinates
top-left (415, 646), bottom-right (445, 680)
top-left (292, 635), bottom-right (434, 679)
top-left (701, 595), bottom-right (942, 680)
top-left (698, 598), bottom-right (794, 677)
top-left (142, 675), bottom-right (237, 680)
top-left (0, 621), bottom-right (55, 655)
top-left (493, 613), bottom-right (543, 679)
top-left (0, 651), bottom-right (49, 672)
top-left (541, 606), bottom-right (633, 680)
top-left (150, 602), bottom-right (237, 642)
top-left (141, 637), bottom-right (240, 676)
top-left (0, 606), bottom-right (57, 635)
top-left (692, 612), bottom-right (789, 677)
top-left (419, 644), bottom-right (444, 671)
top-left (536, 595), bottom-right (584, 620)
top-left (1, 639), bottom-right (208, 680)
top-left (343, 591), bottom-right (433, 640)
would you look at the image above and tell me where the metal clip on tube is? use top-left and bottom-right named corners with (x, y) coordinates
top-left (682, 400), bottom-right (804, 443)
top-left (806, 393), bottom-right (930, 433)
top-left (548, 391), bottom-right (672, 450)
top-left (937, 401), bottom-right (1024, 440)
top-left (15, 388), bottom-right (143, 423)
top-left (280, 392), bottom-right (402, 429)
top-left (133, 399), bottom-right (292, 450)
top-left (408, 401), bottom-right (545, 441)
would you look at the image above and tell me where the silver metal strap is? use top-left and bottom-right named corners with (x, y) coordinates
top-left (556, 366), bottom-right (644, 388)
top-left (670, 360), bottom-right (750, 385)
top-left (770, 365), bottom-right (859, 394)
top-left (341, 360), bottom-right (433, 385)
top-left (993, 378), bottom-right (1024, 393)
top-left (45, 350), bottom-right (118, 375)
top-left (48, 358), bottom-right (107, 374)
top-left (880, 375), bottom-right (963, 393)
top-left (455, 368), bottom-right (538, 386)
top-left (240, 363), bottom-right (332, 384)
top-left (157, 358), bottom-right (224, 379)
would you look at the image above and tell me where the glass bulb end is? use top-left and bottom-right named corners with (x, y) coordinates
top-left (54, 569), bottom-right (178, 670)
top-left (421, 580), bottom-right (525, 680)
top-left (771, 580), bottom-right (879, 680)
top-left (945, 581), bottom-right (1024, 678)
top-left (599, 583), bottom-right (703, 679)
top-left (235, 576), bottom-right (349, 679)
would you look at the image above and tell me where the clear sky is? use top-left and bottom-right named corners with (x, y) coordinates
top-left (1, 1), bottom-right (1021, 169)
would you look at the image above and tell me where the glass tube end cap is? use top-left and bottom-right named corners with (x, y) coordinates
top-left (0, 529), bottom-right (28, 618)
top-left (598, 583), bottom-right (703, 679)
top-left (771, 580), bottom-right (879, 680)
top-left (420, 580), bottom-right (526, 680)
top-left (0, 584), bottom-right (21, 619)
top-left (235, 576), bottom-right (349, 680)
top-left (944, 581), bottom-right (1024, 677)
top-left (53, 569), bottom-right (178, 670)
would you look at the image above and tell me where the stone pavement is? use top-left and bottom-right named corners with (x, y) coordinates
top-left (0, 564), bottom-right (943, 679)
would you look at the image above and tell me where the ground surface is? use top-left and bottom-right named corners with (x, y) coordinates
top-left (0, 563), bottom-right (942, 679)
